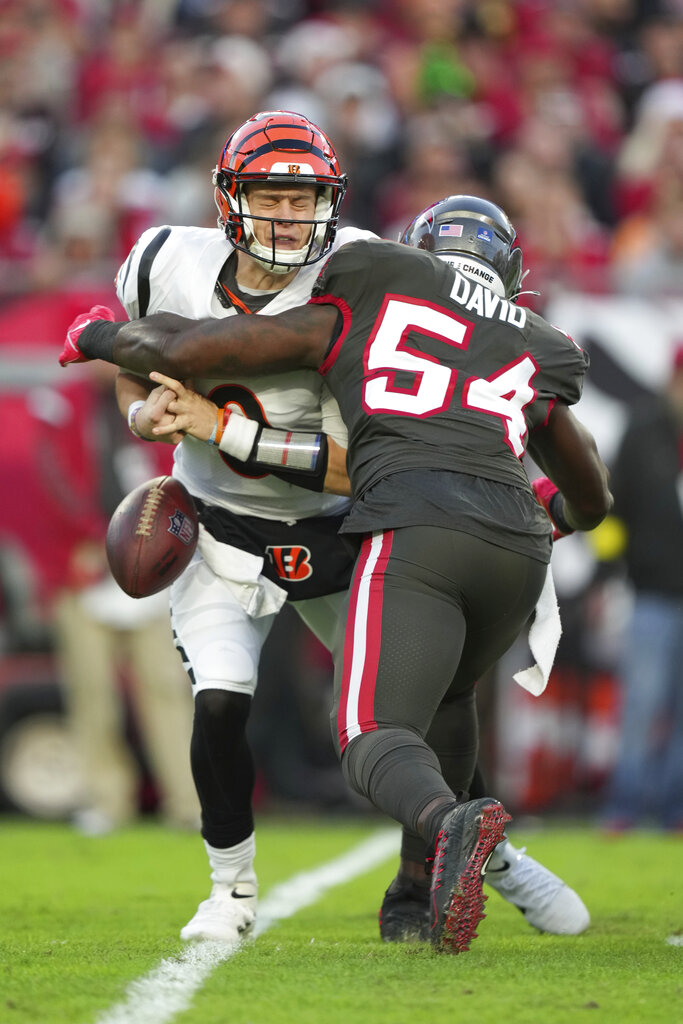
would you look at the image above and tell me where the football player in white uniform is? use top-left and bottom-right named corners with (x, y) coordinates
top-left (74, 112), bottom-right (589, 943)
top-left (114, 112), bottom-right (366, 943)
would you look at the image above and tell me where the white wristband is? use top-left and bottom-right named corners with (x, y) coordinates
top-left (127, 400), bottom-right (146, 438)
top-left (217, 410), bottom-right (259, 461)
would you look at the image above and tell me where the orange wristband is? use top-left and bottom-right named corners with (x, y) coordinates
top-left (213, 405), bottom-right (230, 446)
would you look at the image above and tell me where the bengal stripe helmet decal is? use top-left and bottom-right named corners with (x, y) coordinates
top-left (213, 111), bottom-right (347, 271)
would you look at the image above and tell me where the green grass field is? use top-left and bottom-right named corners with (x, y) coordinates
top-left (1, 816), bottom-right (681, 1024)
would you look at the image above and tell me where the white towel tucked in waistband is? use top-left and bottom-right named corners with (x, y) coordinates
top-left (197, 524), bottom-right (288, 618)
top-left (513, 563), bottom-right (562, 696)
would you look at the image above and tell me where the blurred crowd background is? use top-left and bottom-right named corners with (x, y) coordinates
top-left (0, 0), bottom-right (681, 831)
top-left (1, 0), bottom-right (683, 301)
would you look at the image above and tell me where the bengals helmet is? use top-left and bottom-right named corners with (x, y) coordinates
top-left (213, 110), bottom-right (348, 273)
top-left (400, 195), bottom-right (524, 300)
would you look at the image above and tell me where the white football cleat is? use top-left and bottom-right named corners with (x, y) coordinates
top-left (180, 881), bottom-right (257, 943)
top-left (485, 841), bottom-right (590, 935)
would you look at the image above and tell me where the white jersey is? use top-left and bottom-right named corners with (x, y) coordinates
top-left (116, 224), bottom-right (376, 521)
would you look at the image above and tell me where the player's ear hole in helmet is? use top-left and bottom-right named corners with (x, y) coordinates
top-left (213, 110), bottom-right (348, 274)
top-left (400, 194), bottom-right (525, 300)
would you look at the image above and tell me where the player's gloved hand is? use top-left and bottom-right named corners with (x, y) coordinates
top-left (531, 477), bottom-right (574, 541)
top-left (59, 305), bottom-right (115, 366)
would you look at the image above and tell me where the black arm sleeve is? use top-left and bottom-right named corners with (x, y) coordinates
top-left (78, 320), bottom-right (123, 362)
top-left (241, 428), bottom-right (330, 493)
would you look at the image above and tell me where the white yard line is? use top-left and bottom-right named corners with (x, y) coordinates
top-left (94, 827), bottom-right (399, 1024)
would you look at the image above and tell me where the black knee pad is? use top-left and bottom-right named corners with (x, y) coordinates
top-left (194, 689), bottom-right (251, 745)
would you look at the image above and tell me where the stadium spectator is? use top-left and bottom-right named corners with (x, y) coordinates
top-left (376, 113), bottom-right (485, 241)
top-left (492, 147), bottom-right (611, 301)
top-left (0, 0), bottom-right (680, 302)
top-left (601, 345), bottom-right (683, 833)
top-left (610, 87), bottom-right (683, 295)
top-left (28, 361), bottom-right (199, 834)
top-left (613, 79), bottom-right (683, 219)
top-left (611, 178), bottom-right (683, 296)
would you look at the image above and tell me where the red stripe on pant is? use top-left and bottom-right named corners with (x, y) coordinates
top-left (338, 530), bottom-right (393, 752)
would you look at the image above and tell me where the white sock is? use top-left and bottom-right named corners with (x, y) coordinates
top-left (205, 833), bottom-right (257, 886)
top-left (487, 837), bottom-right (514, 872)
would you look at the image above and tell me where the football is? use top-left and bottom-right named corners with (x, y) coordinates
top-left (106, 476), bottom-right (199, 598)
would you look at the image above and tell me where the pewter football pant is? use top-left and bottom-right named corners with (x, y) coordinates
top-left (332, 525), bottom-right (547, 842)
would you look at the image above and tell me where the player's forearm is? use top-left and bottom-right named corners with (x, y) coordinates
top-left (209, 423), bottom-right (349, 495)
top-left (528, 404), bottom-right (613, 531)
top-left (197, 407), bottom-right (333, 493)
top-left (529, 455), bottom-right (611, 532)
top-left (115, 371), bottom-right (152, 418)
top-left (78, 307), bottom-right (333, 377)
top-left (323, 438), bottom-right (351, 496)
top-left (77, 314), bottom-right (201, 377)
top-left (555, 478), bottom-right (612, 533)
top-left (150, 370), bottom-right (350, 494)
top-left (230, 428), bottom-right (349, 494)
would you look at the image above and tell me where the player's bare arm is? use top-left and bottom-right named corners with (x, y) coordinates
top-left (526, 401), bottom-right (613, 532)
top-left (150, 371), bottom-right (352, 497)
top-left (62, 302), bottom-right (346, 492)
top-left (149, 374), bottom-right (220, 441)
top-left (115, 370), bottom-right (185, 444)
top-left (321, 437), bottom-right (351, 496)
top-left (115, 370), bottom-right (152, 417)
top-left (70, 305), bottom-right (338, 379)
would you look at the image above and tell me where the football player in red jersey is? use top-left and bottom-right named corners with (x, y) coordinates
top-left (61, 193), bottom-right (611, 952)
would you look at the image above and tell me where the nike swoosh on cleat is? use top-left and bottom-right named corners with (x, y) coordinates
top-left (231, 888), bottom-right (254, 899)
top-left (485, 860), bottom-right (511, 874)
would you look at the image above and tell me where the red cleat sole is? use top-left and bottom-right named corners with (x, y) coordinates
top-left (436, 801), bottom-right (512, 954)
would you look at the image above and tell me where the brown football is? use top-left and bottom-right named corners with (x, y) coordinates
top-left (106, 476), bottom-right (199, 598)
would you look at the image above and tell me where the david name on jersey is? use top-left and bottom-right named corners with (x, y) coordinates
top-left (448, 269), bottom-right (527, 329)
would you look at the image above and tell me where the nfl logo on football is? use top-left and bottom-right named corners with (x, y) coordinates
top-left (168, 509), bottom-right (195, 545)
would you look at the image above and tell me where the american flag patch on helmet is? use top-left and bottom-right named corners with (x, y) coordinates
top-left (439, 224), bottom-right (463, 236)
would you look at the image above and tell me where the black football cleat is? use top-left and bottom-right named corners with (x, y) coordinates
top-left (430, 797), bottom-right (511, 954)
top-left (379, 878), bottom-right (431, 942)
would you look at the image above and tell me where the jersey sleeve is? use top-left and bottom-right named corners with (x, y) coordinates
top-left (525, 315), bottom-right (589, 429)
top-left (115, 225), bottom-right (172, 320)
top-left (310, 238), bottom-right (377, 305)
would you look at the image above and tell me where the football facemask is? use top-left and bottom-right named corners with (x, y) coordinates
top-left (213, 110), bottom-right (347, 274)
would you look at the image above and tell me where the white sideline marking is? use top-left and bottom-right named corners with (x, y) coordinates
top-left (666, 935), bottom-right (683, 946)
top-left (93, 828), bottom-right (399, 1024)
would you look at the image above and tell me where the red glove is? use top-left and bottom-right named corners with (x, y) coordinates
top-left (59, 305), bottom-right (115, 367)
top-left (531, 477), bottom-right (573, 541)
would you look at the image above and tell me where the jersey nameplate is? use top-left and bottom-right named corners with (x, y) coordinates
top-left (449, 271), bottom-right (526, 329)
